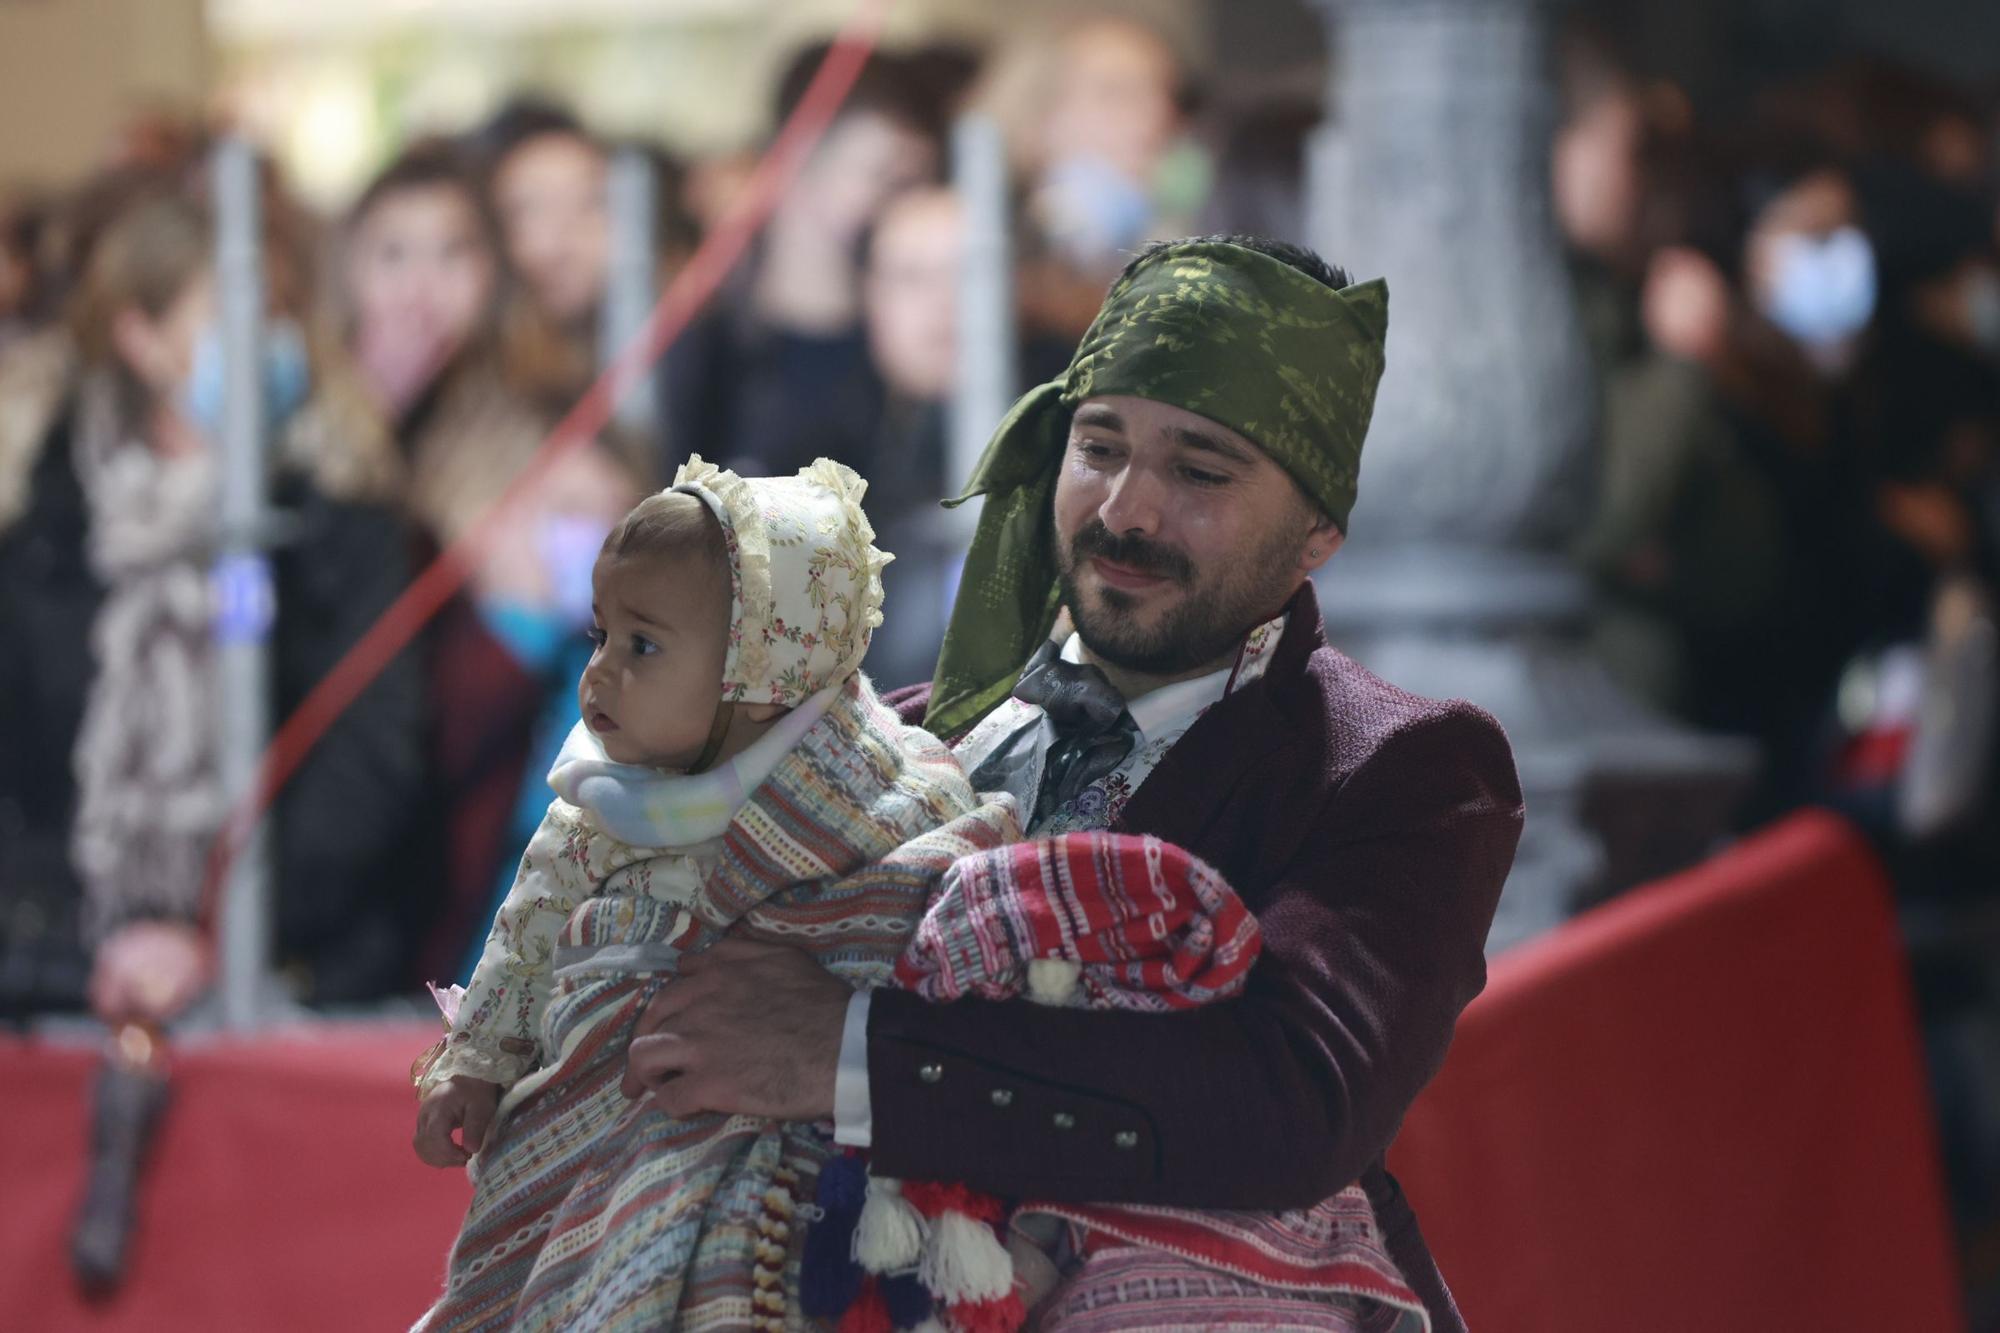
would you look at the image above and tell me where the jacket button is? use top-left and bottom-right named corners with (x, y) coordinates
top-left (990, 1088), bottom-right (1014, 1107)
top-left (1052, 1111), bottom-right (1076, 1130)
top-left (1114, 1130), bottom-right (1139, 1149)
top-left (918, 1063), bottom-right (944, 1084)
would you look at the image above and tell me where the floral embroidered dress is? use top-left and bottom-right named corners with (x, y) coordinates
top-left (414, 459), bottom-right (1019, 1333)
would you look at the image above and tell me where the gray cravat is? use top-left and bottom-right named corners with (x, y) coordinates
top-left (1008, 643), bottom-right (1138, 823)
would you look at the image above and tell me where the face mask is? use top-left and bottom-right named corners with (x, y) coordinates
top-left (1760, 225), bottom-right (1877, 357)
top-left (177, 318), bottom-right (312, 442)
top-left (536, 513), bottom-right (611, 628)
top-left (1963, 267), bottom-right (2000, 357)
top-left (1039, 153), bottom-right (1154, 268)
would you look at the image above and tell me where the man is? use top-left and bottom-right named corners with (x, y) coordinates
top-left (625, 235), bottom-right (1524, 1329)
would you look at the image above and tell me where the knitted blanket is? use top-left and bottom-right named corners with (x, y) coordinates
top-left (414, 676), bottom-right (1018, 1332)
top-left (872, 834), bottom-right (1431, 1333)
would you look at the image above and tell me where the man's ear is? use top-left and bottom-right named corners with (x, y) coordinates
top-left (1297, 514), bottom-right (1344, 577)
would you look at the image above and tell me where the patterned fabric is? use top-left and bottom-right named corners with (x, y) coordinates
top-left (924, 240), bottom-right (1389, 737)
top-left (65, 372), bottom-right (227, 940)
top-left (959, 611), bottom-right (1286, 837)
top-left (893, 834), bottom-right (1260, 1012)
top-left (414, 675), bottom-right (1021, 1332)
top-left (885, 831), bottom-right (1427, 1332)
top-left (672, 456), bottom-right (891, 708)
top-left (915, 643), bottom-right (1432, 1332)
top-left (1032, 1244), bottom-right (1425, 1333)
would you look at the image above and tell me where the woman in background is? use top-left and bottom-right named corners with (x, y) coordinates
top-left (336, 142), bottom-right (648, 986)
top-left (0, 181), bottom-right (425, 1022)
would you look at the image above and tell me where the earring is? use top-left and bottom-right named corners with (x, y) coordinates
top-left (1308, 547), bottom-right (1321, 559)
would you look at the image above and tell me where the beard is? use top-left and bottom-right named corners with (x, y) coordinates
top-left (1056, 517), bottom-right (1308, 675)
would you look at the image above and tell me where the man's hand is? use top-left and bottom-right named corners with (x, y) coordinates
top-left (621, 938), bottom-right (849, 1121)
top-left (413, 1075), bottom-right (502, 1167)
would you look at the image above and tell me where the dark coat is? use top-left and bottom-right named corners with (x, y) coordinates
top-left (0, 401), bottom-right (430, 1011)
top-left (877, 581), bottom-right (1524, 1332)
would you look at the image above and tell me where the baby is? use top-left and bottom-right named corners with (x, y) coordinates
top-left (411, 457), bottom-right (1017, 1332)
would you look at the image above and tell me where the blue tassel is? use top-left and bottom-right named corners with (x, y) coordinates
top-left (819, 1152), bottom-right (870, 1213)
top-left (801, 1155), bottom-right (869, 1318)
top-left (881, 1271), bottom-right (934, 1328)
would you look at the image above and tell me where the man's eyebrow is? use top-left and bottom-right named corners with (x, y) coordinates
top-left (1171, 425), bottom-right (1256, 465)
top-left (619, 601), bottom-right (679, 633)
top-left (1072, 404), bottom-right (1125, 432)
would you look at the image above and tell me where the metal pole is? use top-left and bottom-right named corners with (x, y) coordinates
top-left (948, 114), bottom-right (1015, 495)
top-left (600, 147), bottom-right (659, 442)
top-left (211, 138), bottom-right (276, 1030)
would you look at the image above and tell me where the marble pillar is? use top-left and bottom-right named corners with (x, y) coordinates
top-left (1306, 0), bottom-right (1755, 949)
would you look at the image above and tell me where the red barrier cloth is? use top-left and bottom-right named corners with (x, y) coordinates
top-left (1389, 811), bottom-right (1964, 1333)
top-left (0, 1023), bottom-right (469, 1331)
top-left (0, 814), bottom-right (1961, 1331)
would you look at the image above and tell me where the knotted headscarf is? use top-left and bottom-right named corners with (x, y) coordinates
top-left (925, 240), bottom-right (1390, 738)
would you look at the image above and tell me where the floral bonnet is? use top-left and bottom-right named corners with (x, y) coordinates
top-left (670, 455), bottom-right (892, 707)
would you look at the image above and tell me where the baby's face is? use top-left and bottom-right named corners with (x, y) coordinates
top-left (579, 549), bottom-right (731, 769)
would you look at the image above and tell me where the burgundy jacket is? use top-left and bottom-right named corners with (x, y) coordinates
top-left (875, 583), bottom-right (1524, 1331)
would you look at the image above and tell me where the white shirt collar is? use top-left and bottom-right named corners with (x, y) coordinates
top-left (1057, 633), bottom-right (1234, 744)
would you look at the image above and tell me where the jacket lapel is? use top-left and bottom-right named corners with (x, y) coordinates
top-left (1113, 583), bottom-right (1325, 847)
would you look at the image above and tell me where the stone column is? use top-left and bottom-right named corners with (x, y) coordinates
top-left (1306, 0), bottom-right (1754, 949)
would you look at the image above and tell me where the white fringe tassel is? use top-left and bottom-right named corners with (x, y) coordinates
top-left (918, 1210), bottom-right (1015, 1305)
top-left (852, 1174), bottom-right (927, 1273)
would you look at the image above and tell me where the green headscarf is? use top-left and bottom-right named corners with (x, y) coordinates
top-left (925, 239), bottom-right (1389, 738)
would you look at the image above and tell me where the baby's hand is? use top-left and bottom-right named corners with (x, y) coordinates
top-left (413, 1075), bottom-right (502, 1168)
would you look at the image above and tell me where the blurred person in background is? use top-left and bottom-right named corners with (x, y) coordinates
top-left (1196, 95), bottom-right (1318, 245)
top-left (340, 140), bottom-right (506, 432)
top-left (476, 99), bottom-right (693, 462)
top-left (1721, 134), bottom-right (1996, 820)
top-left (478, 100), bottom-right (613, 412)
top-left (0, 183), bottom-right (426, 1023)
top-left (857, 183), bottom-right (965, 689)
top-left (1806, 155), bottom-right (2000, 874)
top-left (992, 15), bottom-right (1207, 345)
top-left (859, 184), bottom-right (961, 516)
top-left (1776, 58), bottom-right (1993, 192)
top-left (0, 193), bottom-right (56, 353)
top-left (334, 140), bottom-right (653, 987)
top-left (1821, 114), bottom-right (2000, 1285)
top-left (1555, 27), bottom-right (1794, 730)
top-left (665, 47), bottom-right (946, 485)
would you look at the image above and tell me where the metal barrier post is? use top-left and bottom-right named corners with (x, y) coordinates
top-left (211, 137), bottom-right (277, 1030)
top-left (601, 147), bottom-right (660, 441)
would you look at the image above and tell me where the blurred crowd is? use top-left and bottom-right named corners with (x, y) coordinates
top-left (0, 16), bottom-right (1262, 1029)
top-left (1555, 26), bottom-right (2000, 1280)
top-left (0, 7), bottom-right (1997, 1267)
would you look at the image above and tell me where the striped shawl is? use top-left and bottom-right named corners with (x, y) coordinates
top-left (415, 673), bottom-right (1018, 1332)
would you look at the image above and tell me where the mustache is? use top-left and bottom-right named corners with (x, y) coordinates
top-left (1067, 521), bottom-right (1194, 584)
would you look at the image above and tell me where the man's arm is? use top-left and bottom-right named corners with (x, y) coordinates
top-left (864, 706), bottom-right (1522, 1210)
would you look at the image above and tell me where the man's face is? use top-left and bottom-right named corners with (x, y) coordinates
top-left (1052, 394), bottom-right (1339, 676)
